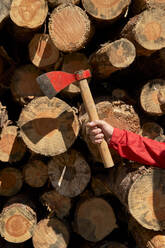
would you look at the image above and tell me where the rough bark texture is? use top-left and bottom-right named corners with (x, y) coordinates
top-left (74, 197), bottom-right (117, 242)
top-left (18, 96), bottom-right (80, 156)
top-left (48, 148), bottom-right (91, 197)
top-left (89, 38), bottom-right (136, 79)
top-left (48, 0), bottom-right (80, 8)
top-left (32, 218), bottom-right (70, 248)
top-left (82, 0), bottom-right (131, 22)
top-left (10, 0), bottom-right (48, 29)
top-left (131, 0), bottom-right (165, 14)
top-left (79, 97), bottom-right (140, 163)
top-left (0, 0), bottom-right (12, 29)
top-left (49, 4), bottom-right (93, 52)
top-left (28, 33), bottom-right (60, 68)
top-left (40, 190), bottom-right (71, 218)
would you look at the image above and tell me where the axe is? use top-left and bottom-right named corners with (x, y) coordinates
top-left (36, 69), bottom-right (114, 168)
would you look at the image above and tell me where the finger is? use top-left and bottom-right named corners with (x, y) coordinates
top-left (91, 138), bottom-right (103, 144)
top-left (90, 128), bottom-right (102, 135)
top-left (90, 133), bottom-right (104, 140)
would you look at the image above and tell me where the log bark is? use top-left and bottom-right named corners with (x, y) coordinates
top-left (81, 0), bottom-right (131, 22)
top-left (0, 102), bottom-right (8, 131)
top-left (91, 174), bottom-right (112, 196)
top-left (139, 121), bottom-right (164, 139)
top-left (48, 148), bottom-right (91, 197)
top-left (10, 64), bottom-right (43, 105)
top-left (40, 190), bottom-right (71, 218)
top-left (89, 38), bottom-right (136, 79)
top-left (79, 97), bottom-right (140, 163)
top-left (74, 197), bottom-right (117, 242)
top-left (0, 167), bottom-right (23, 196)
top-left (48, 0), bottom-right (80, 8)
top-left (28, 33), bottom-right (60, 69)
top-left (107, 162), bottom-right (165, 231)
top-left (0, 125), bottom-right (26, 163)
top-left (18, 96), bottom-right (80, 156)
top-left (0, 0), bottom-right (12, 29)
top-left (140, 79), bottom-right (165, 116)
top-left (23, 159), bottom-right (48, 188)
top-left (131, 0), bottom-right (165, 15)
top-left (10, 0), bottom-right (48, 29)
top-left (0, 194), bottom-right (37, 243)
top-left (48, 4), bottom-right (94, 52)
top-left (32, 217), bottom-right (70, 248)
top-left (129, 217), bottom-right (165, 248)
top-left (121, 9), bottom-right (165, 56)
top-left (60, 52), bottom-right (90, 98)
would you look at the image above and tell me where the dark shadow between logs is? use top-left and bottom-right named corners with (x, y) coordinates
top-left (20, 110), bottom-right (76, 145)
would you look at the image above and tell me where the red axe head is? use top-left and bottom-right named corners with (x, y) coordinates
top-left (36, 69), bottom-right (91, 99)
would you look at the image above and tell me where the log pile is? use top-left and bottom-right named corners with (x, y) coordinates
top-left (0, 0), bottom-right (165, 247)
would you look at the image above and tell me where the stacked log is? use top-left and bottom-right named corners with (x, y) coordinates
top-left (0, 0), bottom-right (165, 247)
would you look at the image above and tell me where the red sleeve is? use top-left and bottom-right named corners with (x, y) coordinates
top-left (109, 128), bottom-right (165, 168)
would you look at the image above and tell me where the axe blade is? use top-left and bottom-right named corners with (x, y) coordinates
top-left (36, 71), bottom-right (77, 99)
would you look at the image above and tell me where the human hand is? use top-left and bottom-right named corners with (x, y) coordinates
top-left (86, 120), bottom-right (114, 144)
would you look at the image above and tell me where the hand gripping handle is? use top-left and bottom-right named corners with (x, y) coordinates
top-left (78, 77), bottom-right (114, 168)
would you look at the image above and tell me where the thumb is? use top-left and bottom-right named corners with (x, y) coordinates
top-left (87, 120), bottom-right (105, 128)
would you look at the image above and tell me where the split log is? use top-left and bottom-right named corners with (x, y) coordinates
top-left (129, 217), bottom-right (165, 248)
top-left (60, 52), bottom-right (90, 98)
top-left (99, 242), bottom-right (128, 248)
top-left (89, 38), bottom-right (136, 79)
top-left (48, 4), bottom-right (94, 52)
top-left (0, 0), bottom-right (12, 29)
top-left (139, 121), bottom-right (163, 139)
top-left (131, 0), bottom-right (165, 15)
top-left (32, 217), bottom-right (70, 248)
top-left (40, 190), bottom-right (71, 218)
top-left (18, 96), bottom-right (80, 156)
top-left (0, 194), bottom-right (37, 243)
top-left (140, 79), bottom-right (165, 116)
top-left (107, 162), bottom-right (165, 231)
top-left (73, 197), bottom-right (117, 242)
top-left (48, 148), bottom-right (91, 197)
top-left (28, 33), bottom-right (60, 69)
top-left (48, 0), bottom-right (80, 8)
top-left (79, 97), bottom-right (140, 163)
top-left (10, 64), bottom-right (43, 105)
top-left (10, 0), bottom-right (48, 29)
top-left (81, 0), bottom-right (131, 22)
top-left (23, 159), bottom-right (48, 188)
top-left (0, 167), bottom-right (23, 196)
top-left (121, 9), bottom-right (165, 56)
top-left (0, 125), bottom-right (26, 163)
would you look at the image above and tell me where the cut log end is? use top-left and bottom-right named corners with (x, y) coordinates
top-left (140, 122), bottom-right (163, 139)
top-left (0, 203), bottom-right (37, 243)
top-left (18, 97), bottom-right (80, 156)
top-left (10, 0), bottom-right (48, 29)
top-left (82, 0), bottom-right (131, 21)
top-left (32, 218), bottom-right (70, 248)
top-left (0, 167), bottom-right (23, 196)
top-left (128, 168), bottom-right (165, 231)
top-left (74, 197), bottom-right (117, 242)
top-left (29, 33), bottom-right (60, 68)
top-left (23, 160), bottom-right (48, 188)
top-left (48, 149), bottom-right (91, 197)
top-left (49, 4), bottom-right (92, 52)
top-left (134, 8), bottom-right (165, 51)
top-left (140, 79), bottom-right (165, 116)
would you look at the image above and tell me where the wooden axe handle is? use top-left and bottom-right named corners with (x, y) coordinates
top-left (79, 79), bottom-right (114, 168)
